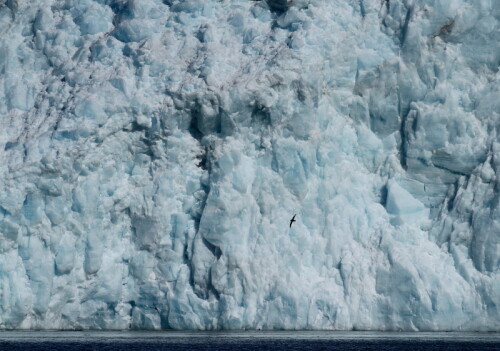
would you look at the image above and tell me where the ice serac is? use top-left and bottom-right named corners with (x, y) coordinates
top-left (0, 0), bottom-right (498, 331)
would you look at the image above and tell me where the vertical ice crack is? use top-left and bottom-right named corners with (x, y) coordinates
top-left (400, 6), bottom-right (413, 47)
top-left (398, 88), bottom-right (408, 171)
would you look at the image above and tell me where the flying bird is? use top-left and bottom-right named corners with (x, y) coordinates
top-left (289, 214), bottom-right (296, 228)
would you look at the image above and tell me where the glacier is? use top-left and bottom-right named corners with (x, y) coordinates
top-left (0, 0), bottom-right (499, 330)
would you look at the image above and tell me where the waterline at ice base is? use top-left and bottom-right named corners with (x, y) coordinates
top-left (0, 0), bottom-right (498, 331)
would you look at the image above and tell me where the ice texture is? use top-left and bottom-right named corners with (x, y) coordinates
top-left (0, 0), bottom-right (498, 330)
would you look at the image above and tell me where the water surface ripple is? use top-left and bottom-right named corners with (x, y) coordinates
top-left (0, 331), bottom-right (498, 351)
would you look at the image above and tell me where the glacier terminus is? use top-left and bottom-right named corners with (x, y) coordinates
top-left (0, 0), bottom-right (498, 330)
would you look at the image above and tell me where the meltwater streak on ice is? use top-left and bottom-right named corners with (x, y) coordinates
top-left (0, 0), bottom-right (499, 330)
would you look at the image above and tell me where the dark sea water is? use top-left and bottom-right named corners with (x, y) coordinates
top-left (0, 331), bottom-right (498, 351)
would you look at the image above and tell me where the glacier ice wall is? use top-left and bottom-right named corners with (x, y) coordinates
top-left (0, 0), bottom-right (498, 330)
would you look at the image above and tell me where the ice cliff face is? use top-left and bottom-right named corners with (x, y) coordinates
top-left (0, 0), bottom-right (498, 330)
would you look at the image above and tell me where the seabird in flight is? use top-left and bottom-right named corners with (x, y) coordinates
top-left (290, 214), bottom-right (296, 228)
